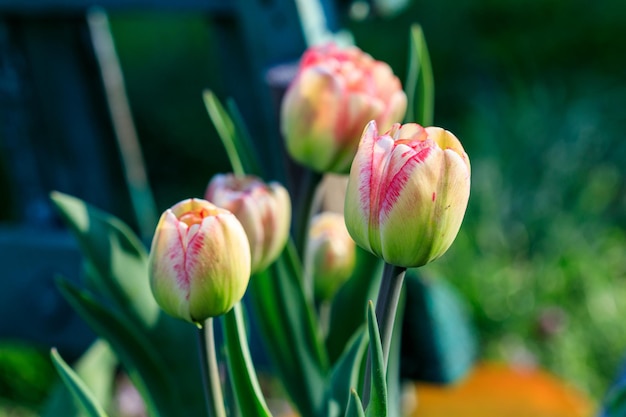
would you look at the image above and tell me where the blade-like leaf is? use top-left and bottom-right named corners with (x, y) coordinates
top-left (326, 249), bottom-right (383, 363)
top-left (225, 98), bottom-right (265, 178)
top-left (344, 389), bottom-right (366, 417)
top-left (56, 278), bottom-right (178, 417)
top-left (50, 348), bottom-right (109, 417)
top-left (365, 301), bottom-right (387, 417)
top-left (327, 328), bottom-right (368, 417)
top-left (222, 302), bottom-right (273, 417)
top-left (203, 90), bottom-right (266, 178)
top-left (50, 191), bottom-right (158, 328)
top-left (404, 24), bottom-right (434, 126)
top-left (248, 242), bottom-right (328, 417)
top-left (44, 340), bottom-right (117, 417)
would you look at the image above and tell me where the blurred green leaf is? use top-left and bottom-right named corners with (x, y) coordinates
top-left (222, 303), bottom-right (272, 417)
top-left (44, 340), bottom-right (117, 417)
top-left (327, 328), bottom-right (368, 417)
top-left (203, 90), bottom-right (264, 178)
top-left (344, 389), bottom-right (365, 417)
top-left (603, 379), bottom-right (626, 417)
top-left (52, 192), bottom-right (207, 417)
top-left (248, 242), bottom-right (328, 417)
top-left (365, 302), bottom-right (387, 417)
top-left (400, 271), bottom-right (476, 383)
top-left (327, 249), bottom-right (383, 363)
top-left (49, 348), bottom-right (109, 417)
top-left (56, 278), bottom-right (176, 417)
top-left (50, 191), bottom-right (158, 328)
top-left (404, 24), bottom-right (434, 126)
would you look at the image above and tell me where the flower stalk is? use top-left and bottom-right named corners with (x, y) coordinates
top-left (362, 262), bottom-right (406, 408)
top-left (197, 319), bottom-right (227, 417)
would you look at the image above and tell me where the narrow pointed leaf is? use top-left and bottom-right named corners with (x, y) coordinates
top-left (44, 340), bottom-right (117, 417)
top-left (225, 98), bottom-right (265, 178)
top-left (365, 301), bottom-right (387, 417)
top-left (222, 303), bottom-right (273, 417)
top-left (203, 90), bottom-right (265, 178)
top-left (345, 389), bottom-right (366, 417)
top-left (50, 348), bottom-right (109, 417)
top-left (248, 242), bottom-right (328, 417)
top-left (404, 24), bottom-right (434, 126)
top-left (50, 191), bottom-right (158, 328)
top-left (327, 328), bottom-right (368, 417)
top-left (327, 249), bottom-right (383, 363)
top-left (56, 278), bottom-right (177, 417)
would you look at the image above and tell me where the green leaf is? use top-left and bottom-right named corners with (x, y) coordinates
top-left (604, 380), bottom-right (626, 417)
top-left (222, 303), bottom-right (273, 417)
top-left (248, 242), bottom-right (328, 417)
top-left (44, 340), bottom-right (117, 417)
top-left (225, 98), bottom-right (265, 178)
top-left (56, 278), bottom-right (177, 417)
top-left (327, 328), bottom-right (368, 417)
top-left (52, 193), bottom-right (208, 417)
top-left (203, 90), bottom-right (264, 178)
top-left (344, 389), bottom-right (366, 417)
top-left (50, 348), bottom-right (109, 417)
top-left (50, 191), bottom-right (158, 328)
top-left (400, 272), bottom-right (476, 383)
top-left (326, 249), bottom-right (383, 363)
top-left (365, 301), bottom-right (387, 417)
top-left (404, 24), bottom-right (434, 126)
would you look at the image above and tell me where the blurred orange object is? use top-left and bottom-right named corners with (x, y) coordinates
top-left (411, 362), bottom-right (594, 417)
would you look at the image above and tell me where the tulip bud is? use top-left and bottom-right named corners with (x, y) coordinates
top-left (205, 174), bottom-right (291, 273)
top-left (281, 43), bottom-right (407, 174)
top-left (344, 121), bottom-right (471, 268)
top-left (149, 199), bottom-right (251, 324)
top-left (305, 212), bottom-right (356, 301)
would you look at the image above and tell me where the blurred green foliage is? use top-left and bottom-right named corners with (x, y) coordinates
top-left (0, 342), bottom-right (56, 415)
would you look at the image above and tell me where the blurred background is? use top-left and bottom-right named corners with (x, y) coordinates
top-left (1, 0), bottom-right (626, 415)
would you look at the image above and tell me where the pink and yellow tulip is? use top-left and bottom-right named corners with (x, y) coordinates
top-left (281, 44), bottom-right (407, 173)
top-left (149, 198), bottom-right (251, 324)
top-left (344, 121), bottom-right (471, 268)
top-left (205, 174), bottom-right (291, 273)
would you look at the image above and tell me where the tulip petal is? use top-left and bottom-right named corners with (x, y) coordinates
top-left (282, 67), bottom-right (343, 171)
top-left (149, 210), bottom-right (192, 322)
top-left (187, 214), bottom-right (251, 321)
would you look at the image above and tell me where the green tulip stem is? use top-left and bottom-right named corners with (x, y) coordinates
top-left (362, 262), bottom-right (407, 407)
top-left (198, 319), bottom-right (227, 417)
top-left (294, 169), bottom-right (323, 261)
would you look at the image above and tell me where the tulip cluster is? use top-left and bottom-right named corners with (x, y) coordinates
top-left (149, 174), bottom-right (291, 324)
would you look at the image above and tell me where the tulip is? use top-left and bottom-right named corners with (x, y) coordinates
top-left (149, 198), bottom-right (251, 324)
top-left (281, 43), bottom-right (407, 174)
top-left (205, 174), bottom-right (291, 273)
top-left (344, 121), bottom-right (471, 268)
top-left (305, 212), bottom-right (356, 301)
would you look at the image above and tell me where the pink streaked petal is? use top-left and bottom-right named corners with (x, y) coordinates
top-left (188, 214), bottom-right (251, 321)
top-left (149, 211), bottom-right (192, 320)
